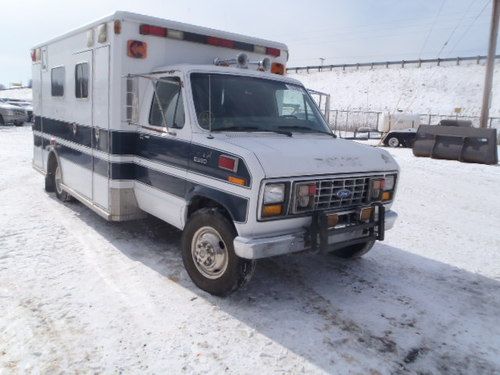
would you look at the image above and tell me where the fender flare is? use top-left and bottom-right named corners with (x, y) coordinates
top-left (185, 185), bottom-right (248, 224)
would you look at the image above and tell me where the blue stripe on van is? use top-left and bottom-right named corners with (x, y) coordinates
top-left (33, 116), bottom-right (252, 186)
top-left (34, 117), bottom-right (249, 222)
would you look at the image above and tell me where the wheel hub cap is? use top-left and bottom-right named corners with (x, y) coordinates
top-left (191, 227), bottom-right (228, 279)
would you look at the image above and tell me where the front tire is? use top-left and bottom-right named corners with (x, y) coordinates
top-left (330, 240), bottom-right (375, 259)
top-left (182, 208), bottom-right (255, 296)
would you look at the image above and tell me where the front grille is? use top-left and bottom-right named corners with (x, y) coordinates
top-left (14, 109), bottom-right (25, 116)
top-left (314, 177), bottom-right (370, 210)
top-left (294, 175), bottom-right (380, 213)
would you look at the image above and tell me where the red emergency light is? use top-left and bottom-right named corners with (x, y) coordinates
top-left (138, 23), bottom-right (283, 58)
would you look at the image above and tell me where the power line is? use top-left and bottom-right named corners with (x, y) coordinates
top-left (270, 9), bottom-right (490, 39)
top-left (446, 0), bottom-right (492, 56)
top-left (285, 15), bottom-right (488, 45)
top-left (436, 0), bottom-right (481, 56)
top-left (418, 0), bottom-right (446, 57)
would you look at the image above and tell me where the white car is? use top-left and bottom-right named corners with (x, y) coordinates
top-left (0, 99), bottom-right (28, 126)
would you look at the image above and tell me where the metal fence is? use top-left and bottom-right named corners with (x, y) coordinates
top-left (328, 109), bottom-right (500, 133)
top-left (288, 55), bottom-right (499, 74)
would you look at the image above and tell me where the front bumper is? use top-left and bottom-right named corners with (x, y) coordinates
top-left (234, 208), bottom-right (397, 259)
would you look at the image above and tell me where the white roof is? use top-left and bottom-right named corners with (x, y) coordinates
top-left (150, 64), bottom-right (303, 85)
top-left (32, 11), bottom-right (287, 52)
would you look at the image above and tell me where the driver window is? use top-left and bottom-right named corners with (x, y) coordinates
top-left (149, 77), bottom-right (185, 128)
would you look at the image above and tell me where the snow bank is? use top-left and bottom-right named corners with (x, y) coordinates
top-left (290, 60), bottom-right (500, 118)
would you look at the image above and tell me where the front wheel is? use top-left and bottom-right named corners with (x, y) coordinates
top-left (329, 240), bottom-right (375, 259)
top-left (182, 208), bottom-right (255, 296)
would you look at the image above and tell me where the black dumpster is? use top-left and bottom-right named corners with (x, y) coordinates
top-left (413, 125), bottom-right (498, 165)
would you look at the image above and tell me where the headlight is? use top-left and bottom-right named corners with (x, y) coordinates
top-left (263, 183), bottom-right (285, 204)
top-left (384, 175), bottom-right (396, 191)
top-left (294, 182), bottom-right (316, 212)
top-left (262, 183), bottom-right (287, 218)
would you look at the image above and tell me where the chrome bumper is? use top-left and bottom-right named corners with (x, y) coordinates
top-left (234, 210), bottom-right (398, 260)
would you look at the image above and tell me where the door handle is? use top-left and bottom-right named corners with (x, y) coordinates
top-left (139, 134), bottom-right (150, 140)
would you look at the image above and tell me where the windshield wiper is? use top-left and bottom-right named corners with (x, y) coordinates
top-left (212, 126), bottom-right (292, 137)
top-left (278, 125), bottom-right (337, 138)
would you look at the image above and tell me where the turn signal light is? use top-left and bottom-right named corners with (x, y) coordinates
top-left (228, 176), bottom-right (246, 186)
top-left (382, 192), bottom-right (392, 201)
top-left (262, 204), bottom-right (283, 217)
top-left (326, 213), bottom-right (339, 228)
top-left (359, 207), bottom-right (374, 221)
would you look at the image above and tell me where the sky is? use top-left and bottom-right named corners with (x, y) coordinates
top-left (0, 0), bottom-right (497, 87)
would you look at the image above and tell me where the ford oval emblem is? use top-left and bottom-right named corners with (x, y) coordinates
top-left (336, 189), bottom-right (352, 199)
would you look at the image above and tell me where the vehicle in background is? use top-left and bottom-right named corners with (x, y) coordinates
top-left (382, 118), bottom-right (474, 148)
top-left (0, 99), bottom-right (28, 126)
top-left (2, 99), bottom-right (33, 122)
top-left (379, 113), bottom-right (420, 148)
top-left (32, 11), bottom-right (399, 296)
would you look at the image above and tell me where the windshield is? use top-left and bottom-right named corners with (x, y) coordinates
top-left (190, 73), bottom-right (331, 134)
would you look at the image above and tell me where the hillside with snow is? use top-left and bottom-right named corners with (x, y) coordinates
top-left (290, 60), bottom-right (500, 118)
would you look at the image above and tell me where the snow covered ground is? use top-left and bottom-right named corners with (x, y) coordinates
top-left (1, 126), bottom-right (499, 374)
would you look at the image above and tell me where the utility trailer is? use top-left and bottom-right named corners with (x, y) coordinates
top-left (32, 11), bottom-right (399, 295)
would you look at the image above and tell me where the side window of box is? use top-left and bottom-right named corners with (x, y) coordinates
top-left (51, 67), bottom-right (65, 97)
top-left (149, 77), bottom-right (185, 129)
top-left (75, 63), bottom-right (89, 99)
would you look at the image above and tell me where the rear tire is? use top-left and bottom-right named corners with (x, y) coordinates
top-left (182, 208), bottom-right (255, 296)
top-left (0, 115), bottom-right (4, 126)
top-left (53, 162), bottom-right (72, 202)
top-left (330, 240), bottom-right (375, 259)
top-left (387, 136), bottom-right (400, 147)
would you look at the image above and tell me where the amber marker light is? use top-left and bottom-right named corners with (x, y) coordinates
top-left (262, 204), bottom-right (283, 217)
top-left (382, 192), bottom-right (392, 201)
top-left (228, 176), bottom-right (246, 186)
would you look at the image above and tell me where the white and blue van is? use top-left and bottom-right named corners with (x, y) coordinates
top-left (31, 11), bottom-right (399, 295)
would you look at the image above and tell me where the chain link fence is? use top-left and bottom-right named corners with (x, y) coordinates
top-left (329, 109), bottom-right (500, 132)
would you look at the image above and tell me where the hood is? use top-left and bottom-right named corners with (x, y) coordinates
top-left (219, 133), bottom-right (399, 178)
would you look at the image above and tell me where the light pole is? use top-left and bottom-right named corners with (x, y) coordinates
top-left (480, 0), bottom-right (499, 128)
